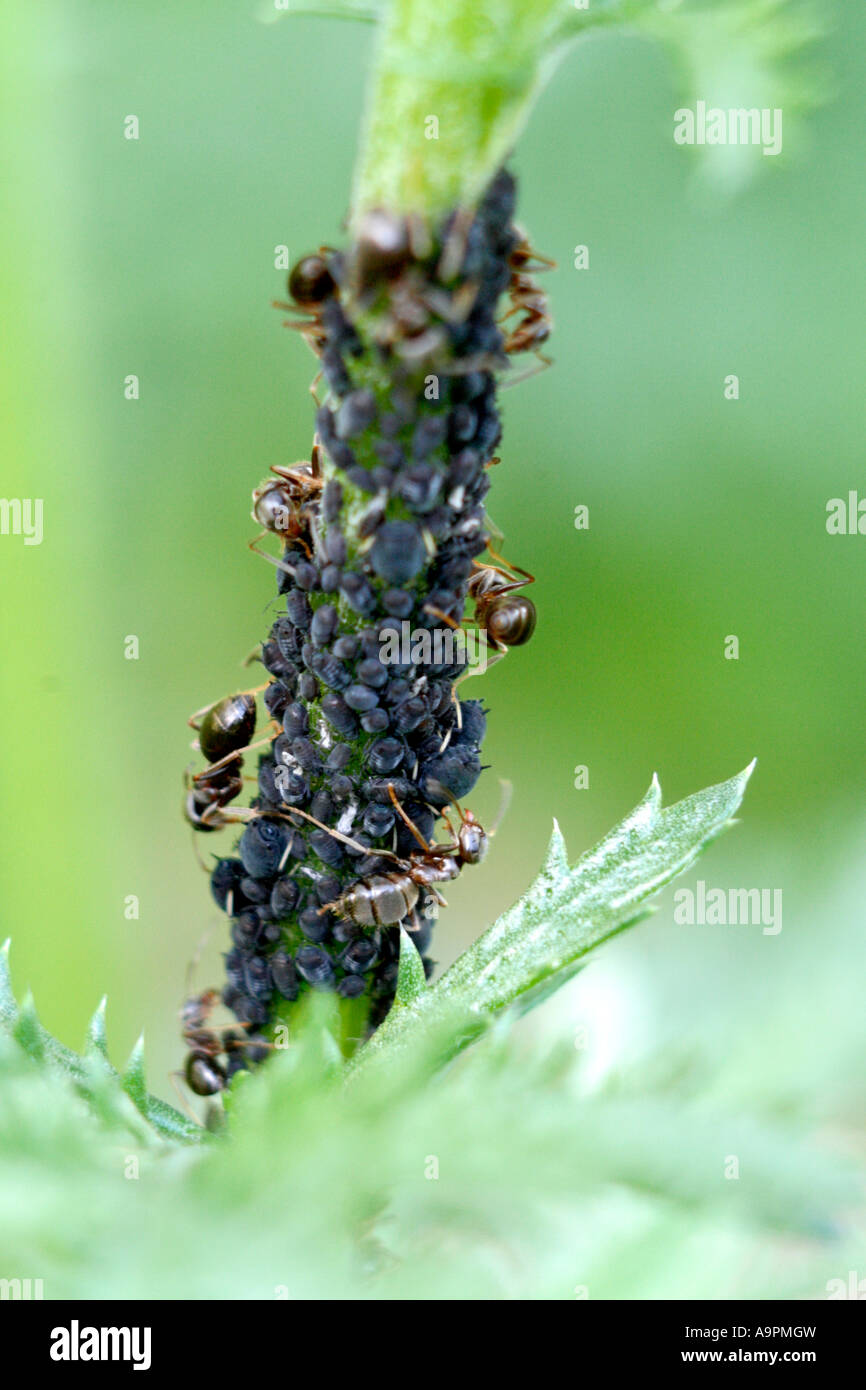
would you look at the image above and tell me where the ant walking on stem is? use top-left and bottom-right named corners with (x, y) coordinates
top-left (249, 443), bottom-right (323, 570)
top-left (284, 785), bottom-right (490, 930)
top-left (424, 545), bottom-right (536, 656)
top-left (184, 688), bottom-right (275, 833)
top-left (272, 253), bottom-right (337, 357)
top-left (172, 929), bottom-right (275, 1109)
top-left (499, 233), bottom-right (555, 385)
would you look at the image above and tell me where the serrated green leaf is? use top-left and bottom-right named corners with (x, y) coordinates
top-left (85, 997), bottom-right (109, 1060)
top-left (354, 763), bottom-right (755, 1072)
top-left (540, 818), bottom-right (569, 879)
top-left (121, 1035), bottom-right (148, 1111)
top-left (0, 938), bottom-right (16, 1028)
top-left (13, 992), bottom-right (45, 1062)
top-left (393, 926), bottom-right (427, 1006)
top-left (0, 942), bottom-right (201, 1146)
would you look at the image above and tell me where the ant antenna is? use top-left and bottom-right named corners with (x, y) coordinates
top-left (479, 543), bottom-right (535, 585)
top-left (277, 804), bottom-right (401, 862)
top-left (192, 728), bottom-right (278, 778)
top-left (489, 778), bottom-right (513, 837)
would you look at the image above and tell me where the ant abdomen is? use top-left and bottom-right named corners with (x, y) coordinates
top-left (335, 873), bottom-right (420, 928)
top-left (486, 593), bottom-right (536, 647)
top-left (197, 694), bottom-right (256, 764)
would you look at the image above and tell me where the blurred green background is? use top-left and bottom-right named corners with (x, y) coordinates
top-left (1, 0), bottom-right (863, 1293)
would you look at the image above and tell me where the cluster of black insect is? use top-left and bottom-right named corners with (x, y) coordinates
top-left (199, 170), bottom-right (523, 1081)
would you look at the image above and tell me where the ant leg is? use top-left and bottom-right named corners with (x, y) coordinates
top-left (193, 730), bottom-right (278, 779)
top-left (299, 323), bottom-right (325, 358)
top-left (453, 646), bottom-right (506, 687)
top-left (249, 535), bottom-right (311, 570)
top-left (268, 461), bottom-right (318, 483)
top-left (470, 558), bottom-right (513, 584)
top-left (483, 512), bottom-right (507, 548)
top-left (498, 301), bottom-right (524, 325)
top-left (187, 700), bottom-right (216, 730)
top-left (271, 303), bottom-right (316, 332)
top-left (500, 355), bottom-right (552, 389)
top-left (189, 829), bottom-right (211, 873)
top-left (451, 690), bottom-right (463, 731)
top-left (277, 804), bottom-right (400, 861)
top-left (317, 894), bottom-right (349, 921)
top-left (436, 203), bottom-right (475, 283)
top-left (481, 544), bottom-right (535, 587)
top-left (203, 806), bottom-right (256, 829)
top-left (523, 248), bottom-right (556, 271)
top-left (387, 783), bottom-right (435, 854)
top-left (438, 807), bottom-right (458, 842)
top-left (423, 603), bottom-right (462, 631)
top-left (183, 930), bottom-right (222, 1008)
top-left (170, 1071), bottom-right (205, 1127)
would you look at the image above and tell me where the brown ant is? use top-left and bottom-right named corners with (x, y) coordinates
top-left (175, 923), bottom-right (280, 1108)
top-left (272, 252), bottom-right (337, 358)
top-left (500, 233), bottom-right (555, 376)
top-left (249, 443), bottom-right (323, 568)
top-left (180, 988), bottom-right (274, 1098)
top-left (282, 786), bottom-right (487, 929)
top-left (184, 689), bottom-right (274, 832)
top-left (346, 209), bottom-right (482, 362)
top-left (180, 988), bottom-right (233, 1096)
top-left (424, 547), bottom-right (536, 655)
top-left (467, 553), bottom-right (536, 650)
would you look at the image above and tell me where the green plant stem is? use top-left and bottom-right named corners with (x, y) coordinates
top-left (351, 0), bottom-right (572, 220)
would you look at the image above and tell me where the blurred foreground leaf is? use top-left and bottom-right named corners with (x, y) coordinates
top-left (1, 762), bottom-right (861, 1298)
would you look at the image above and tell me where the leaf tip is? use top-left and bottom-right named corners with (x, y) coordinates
top-left (85, 996), bottom-right (110, 1059)
top-left (542, 820), bottom-right (569, 878)
top-left (394, 926), bottom-right (427, 1006)
top-left (642, 772), bottom-right (663, 814)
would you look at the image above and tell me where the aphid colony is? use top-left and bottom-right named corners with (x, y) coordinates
top-left (182, 170), bottom-right (547, 1095)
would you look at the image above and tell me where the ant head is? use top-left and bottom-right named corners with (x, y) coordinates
top-left (180, 989), bottom-right (220, 1029)
top-left (457, 811), bottom-right (488, 865)
top-left (252, 481), bottom-right (298, 533)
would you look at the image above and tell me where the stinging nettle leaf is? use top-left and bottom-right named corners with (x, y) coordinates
top-left (393, 927), bottom-right (428, 1007)
top-left (13, 992), bottom-right (45, 1063)
top-left (0, 939), bottom-right (17, 1028)
top-left (85, 997), bottom-right (110, 1060)
top-left (0, 941), bottom-right (202, 1146)
top-left (354, 762), bottom-right (756, 1071)
top-left (121, 1035), bottom-right (148, 1112)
